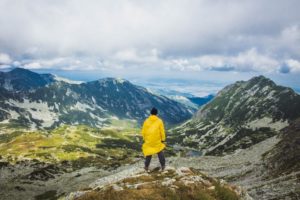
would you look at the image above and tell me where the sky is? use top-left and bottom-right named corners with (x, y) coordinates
top-left (0, 0), bottom-right (300, 96)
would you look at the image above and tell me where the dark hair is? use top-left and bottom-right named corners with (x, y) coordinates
top-left (150, 107), bottom-right (158, 115)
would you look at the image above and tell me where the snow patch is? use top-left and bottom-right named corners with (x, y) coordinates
top-left (0, 119), bottom-right (9, 124)
top-left (89, 113), bottom-right (107, 122)
top-left (8, 99), bottom-right (58, 127)
top-left (3, 79), bottom-right (14, 91)
top-left (168, 95), bottom-right (198, 109)
top-left (71, 102), bottom-right (95, 112)
top-left (116, 78), bottom-right (126, 84)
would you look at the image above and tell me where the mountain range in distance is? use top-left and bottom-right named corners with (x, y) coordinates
top-left (0, 68), bottom-right (195, 129)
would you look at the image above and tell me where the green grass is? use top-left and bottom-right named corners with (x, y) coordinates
top-left (0, 125), bottom-right (141, 165)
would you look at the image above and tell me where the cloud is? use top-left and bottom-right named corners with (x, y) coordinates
top-left (168, 48), bottom-right (281, 73)
top-left (0, 53), bottom-right (12, 65)
top-left (285, 59), bottom-right (300, 73)
top-left (0, 0), bottom-right (300, 79)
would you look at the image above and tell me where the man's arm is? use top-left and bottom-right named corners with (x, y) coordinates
top-left (141, 121), bottom-right (146, 141)
top-left (160, 120), bottom-right (166, 142)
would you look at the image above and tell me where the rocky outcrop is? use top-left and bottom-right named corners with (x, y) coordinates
top-left (65, 167), bottom-right (251, 200)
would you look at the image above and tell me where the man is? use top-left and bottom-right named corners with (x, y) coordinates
top-left (141, 107), bottom-right (166, 172)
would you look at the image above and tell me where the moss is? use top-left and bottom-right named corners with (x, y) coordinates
top-left (214, 182), bottom-right (239, 200)
top-left (96, 138), bottom-right (141, 150)
top-left (0, 131), bottom-right (24, 143)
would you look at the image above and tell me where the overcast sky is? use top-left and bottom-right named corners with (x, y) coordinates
top-left (0, 0), bottom-right (300, 94)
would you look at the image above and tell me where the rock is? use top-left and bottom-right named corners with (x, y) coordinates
top-left (22, 164), bottom-right (62, 181)
top-left (161, 178), bottom-right (176, 186)
top-left (176, 167), bottom-right (193, 176)
top-left (66, 191), bottom-right (87, 200)
top-left (0, 161), bottom-right (9, 168)
top-left (208, 186), bottom-right (215, 190)
top-left (66, 167), bottom-right (246, 200)
top-left (111, 184), bottom-right (123, 191)
top-left (14, 186), bottom-right (25, 191)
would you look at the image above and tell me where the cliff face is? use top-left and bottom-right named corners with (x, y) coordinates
top-left (65, 167), bottom-right (250, 200)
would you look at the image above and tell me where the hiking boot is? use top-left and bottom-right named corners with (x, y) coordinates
top-left (144, 166), bottom-right (150, 173)
top-left (159, 165), bottom-right (166, 172)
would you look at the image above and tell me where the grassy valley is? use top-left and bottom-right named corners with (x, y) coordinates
top-left (0, 123), bottom-right (142, 168)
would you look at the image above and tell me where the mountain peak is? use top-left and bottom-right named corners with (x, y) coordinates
top-left (0, 67), bottom-right (56, 91)
top-left (247, 75), bottom-right (275, 87)
top-left (9, 67), bottom-right (35, 75)
top-left (251, 75), bottom-right (267, 80)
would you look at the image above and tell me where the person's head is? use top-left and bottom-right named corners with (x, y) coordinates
top-left (150, 107), bottom-right (158, 115)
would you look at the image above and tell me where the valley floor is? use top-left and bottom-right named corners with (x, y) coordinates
top-left (1, 136), bottom-right (299, 200)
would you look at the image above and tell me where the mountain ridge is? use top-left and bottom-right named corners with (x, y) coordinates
top-left (170, 75), bottom-right (300, 155)
top-left (0, 68), bottom-right (193, 129)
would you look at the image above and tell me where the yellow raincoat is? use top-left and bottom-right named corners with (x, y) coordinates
top-left (141, 115), bottom-right (166, 156)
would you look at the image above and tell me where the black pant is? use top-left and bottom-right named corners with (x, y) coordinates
top-left (145, 151), bottom-right (165, 168)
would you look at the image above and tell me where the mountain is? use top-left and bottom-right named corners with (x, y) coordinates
top-left (148, 88), bottom-right (214, 109)
top-left (0, 68), bottom-right (193, 129)
top-left (170, 76), bottom-right (300, 155)
top-left (0, 67), bottom-right (55, 91)
top-left (187, 94), bottom-right (214, 107)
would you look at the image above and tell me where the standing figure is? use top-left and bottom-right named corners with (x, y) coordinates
top-left (141, 107), bottom-right (166, 172)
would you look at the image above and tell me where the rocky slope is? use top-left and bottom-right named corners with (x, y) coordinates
top-left (169, 134), bottom-right (300, 200)
top-left (263, 118), bottom-right (300, 176)
top-left (0, 68), bottom-right (193, 129)
top-left (65, 167), bottom-right (249, 200)
top-left (170, 76), bottom-right (300, 155)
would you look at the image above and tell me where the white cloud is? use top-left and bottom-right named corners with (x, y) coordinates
top-left (0, 0), bottom-right (299, 57)
top-left (0, 64), bottom-right (11, 69)
top-left (229, 48), bottom-right (279, 72)
top-left (23, 62), bottom-right (42, 69)
top-left (0, 53), bottom-right (12, 64)
top-left (167, 49), bottom-right (280, 73)
top-left (0, 0), bottom-right (300, 80)
top-left (286, 59), bottom-right (300, 73)
top-left (16, 48), bottom-right (297, 76)
top-left (113, 48), bottom-right (159, 63)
